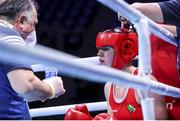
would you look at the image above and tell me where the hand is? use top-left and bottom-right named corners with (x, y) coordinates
top-left (93, 113), bottom-right (117, 120)
top-left (64, 104), bottom-right (93, 120)
top-left (43, 76), bottom-right (65, 99)
top-left (118, 13), bottom-right (135, 32)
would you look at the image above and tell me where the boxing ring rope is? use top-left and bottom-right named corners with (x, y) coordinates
top-left (30, 101), bottom-right (107, 117)
top-left (0, 43), bottom-right (179, 98)
top-left (136, 19), bottom-right (155, 120)
top-left (1, 43), bottom-right (180, 118)
top-left (31, 56), bottom-right (100, 72)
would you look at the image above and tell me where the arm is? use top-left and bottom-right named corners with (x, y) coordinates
top-left (137, 75), bottom-right (168, 119)
top-left (131, 2), bottom-right (164, 23)
top-left (132, 1), bottom-right (180, 26)
top-left (120, 4), bottom-right (178, 37)
top-left (150, 91), bottom-right (168, 120)
top-left (2, 33), bottom-right (65, 102)
top-left (7, 69), bottom-right (65, 102)
top-left (159, 0), bottom-right (180, 26)
top-left (160, 24), bottom-right (177, 37)
top-left (149, 75), bottom-right (168, 119)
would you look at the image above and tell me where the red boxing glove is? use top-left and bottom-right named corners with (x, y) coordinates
top-left (74, 104), bottom-right (92, 116)
top-left (64, 104), bottom-right (93, 120)
top-left (94, 113), bottom-right (117, 120)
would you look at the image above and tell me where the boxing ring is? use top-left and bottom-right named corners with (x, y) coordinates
top-left (0, 0), bottom-right (179, 120)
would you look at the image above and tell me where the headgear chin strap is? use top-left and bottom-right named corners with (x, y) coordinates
top-left (96, 30), bottom-right (138, 69)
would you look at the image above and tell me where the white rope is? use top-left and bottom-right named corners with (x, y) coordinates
top-left (141, 98), bottom-right (155, 120)
top-left (31, 56), bottom-right (100, 72)
top-left (0, 43), bottom-right (180, 98)
top-left (0, 1), bottom-right (176, 99)
top-left (136, 19), bottom-right (155, 120)
top-left (30, 101), bottom-right (107, 117)
top-left (136, 19), bottom-right (152, 75)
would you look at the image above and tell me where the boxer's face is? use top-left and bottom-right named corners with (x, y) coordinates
top-left (97, 46), bottom-right (115, 67)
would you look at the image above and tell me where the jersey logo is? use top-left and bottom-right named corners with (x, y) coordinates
top-left (127, 104), bottom-right (136, 113)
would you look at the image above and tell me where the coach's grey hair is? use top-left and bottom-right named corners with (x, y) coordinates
top-left (0, 0), bottom-right (38, 20)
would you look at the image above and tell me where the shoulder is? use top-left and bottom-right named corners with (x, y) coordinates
top-left (0, 25), bottom-right (25, 47)
top-left (0, 25), bottom-right (19, 37)
top-left (159, 0), bottom-right (180, 25)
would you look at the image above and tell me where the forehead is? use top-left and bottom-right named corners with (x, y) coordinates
top-left (97, 45), bottom-right (113, 49)
top-left (97, 46), bottom-right (115, 53)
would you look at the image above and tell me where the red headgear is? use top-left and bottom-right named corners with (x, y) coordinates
top-left (96, 30), bottom-right (138, 69)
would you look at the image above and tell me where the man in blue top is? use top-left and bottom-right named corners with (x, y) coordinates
top-left (131, 0), bottom-right (180, 26)
top-left (0, 0), bottom-right (65, 119)
top-left (131, 0), bottom-right (180, 39)
top-left (131, 1), bottom-right (179, 35)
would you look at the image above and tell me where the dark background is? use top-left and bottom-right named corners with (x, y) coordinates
top-left (29, 0), bottom-right (167, 119)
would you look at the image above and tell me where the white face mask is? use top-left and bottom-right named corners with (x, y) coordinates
top-left (25, 30), bottom-right (37, 47)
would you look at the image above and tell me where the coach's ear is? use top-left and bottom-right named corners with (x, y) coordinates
top-left (14, 14), bottom-right (28, 31)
